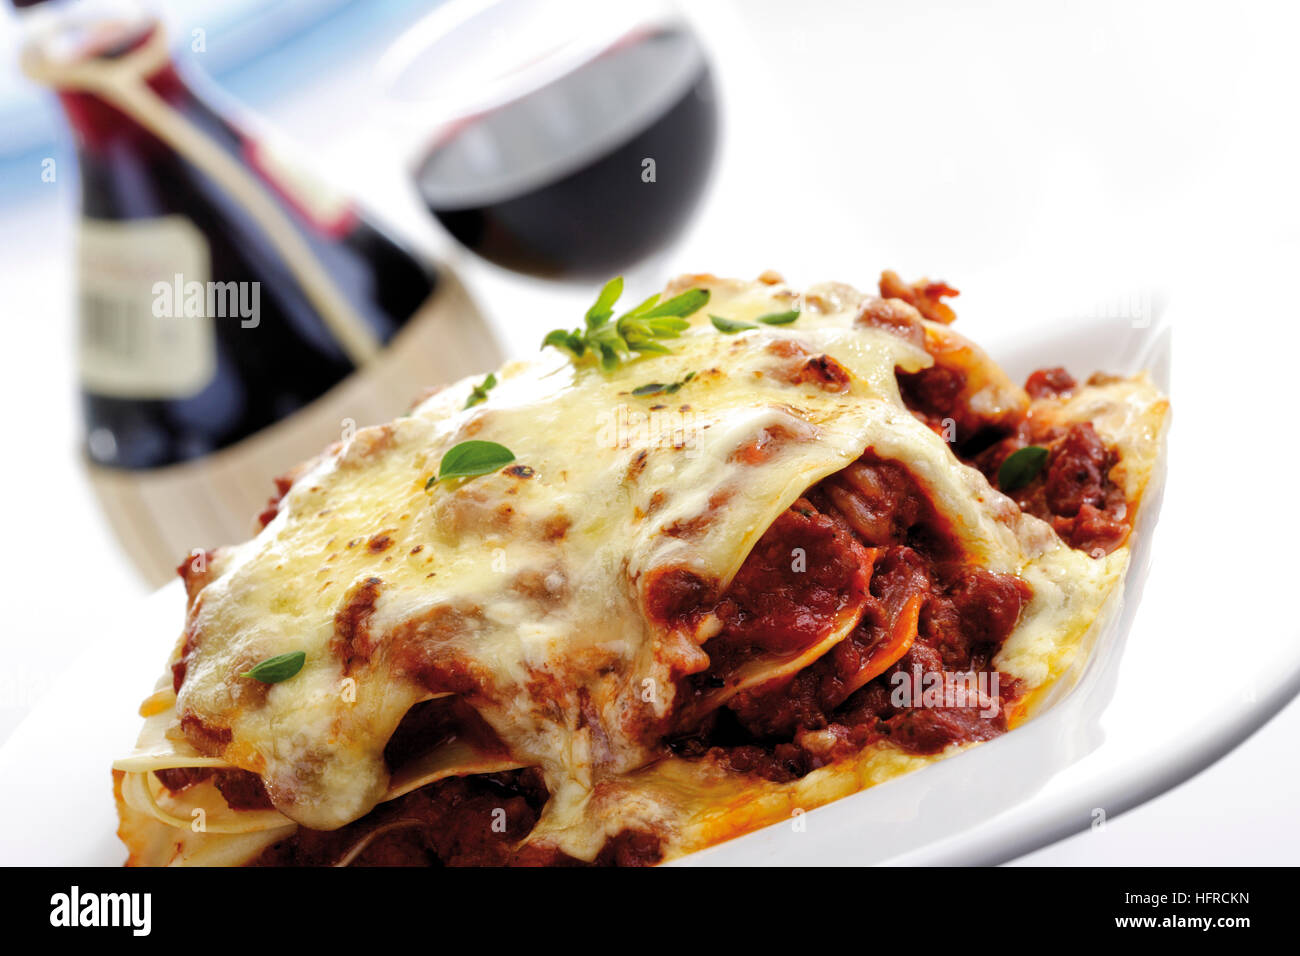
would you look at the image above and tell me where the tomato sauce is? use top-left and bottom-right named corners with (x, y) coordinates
top-left (668, 453), bottom-right (1032, 781)
top-left (251, 769), bottom-right (551, 867)
top-left (710, 508), bottom-right (872, 659)
top-left (974, 416), bottom-right (1130, 554)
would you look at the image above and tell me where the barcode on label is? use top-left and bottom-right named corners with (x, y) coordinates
top-left (78, 216), bottom-right (216, 399)
top-left (83, 291), bottom-right (145, 361)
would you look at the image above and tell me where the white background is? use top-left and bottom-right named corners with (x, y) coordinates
top-left (1, 0), bottom-right (1297, 864)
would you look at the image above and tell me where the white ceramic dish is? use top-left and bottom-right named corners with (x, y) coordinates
top-left (3, 294), bottom-right (1297, 867)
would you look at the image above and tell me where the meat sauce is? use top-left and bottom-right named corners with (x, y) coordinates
top-left (245, 771), bottom-right (661, 866)
top-left (969, 368), bottom-right (1130, 554)
top-left (861, 270), bottom-right (1133, 554)
top-left (889, 343), bottom-right (1131, 554)
top-left (241, 697), bottom-right (661, 866)
top-left (251, 769), bottom-right (551, 867)
top-left (708, 507), bottom-right (872, 662)
top-left (985, 420), bottom-right (1128, 554)
top-left (667, 453), bottom-right (1032, 783)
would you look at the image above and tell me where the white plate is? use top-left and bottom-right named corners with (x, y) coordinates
top-left (2, 294), bottom-right (1296, 867)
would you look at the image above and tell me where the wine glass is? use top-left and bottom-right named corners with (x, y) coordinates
top-left (377, 0), bottom-right (718, 285)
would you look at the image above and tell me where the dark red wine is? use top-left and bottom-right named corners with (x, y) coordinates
top-left (414, 27), bottom-right (717, 279)
top-left (43, 22), bottom-right (438, 469)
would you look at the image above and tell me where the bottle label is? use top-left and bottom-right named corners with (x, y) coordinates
top-left (78, 216), bottom-right (216, 398)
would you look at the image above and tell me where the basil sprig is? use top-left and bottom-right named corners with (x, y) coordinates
top-left (998, 445), bottom-right (1049, 492)
top-left (710, 315), bottom-right (756, 333)
top-left (710, 309), bottom-right (801, 334)
top-left (427, 440), bottom-right (516, 487)
top-left (631, 371), bottom-right (696, 398)
top-left (241, 651), bottom-right (305, 684)
top-left (464, 373), bottom-right (497, 409)
top-left (542, 277), bottom-right (710, 372)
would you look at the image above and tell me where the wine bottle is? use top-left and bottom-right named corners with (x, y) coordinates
top-left (17, 0), bottom-right (500, 583)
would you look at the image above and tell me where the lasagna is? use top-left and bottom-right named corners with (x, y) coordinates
top-left (113, 270), bottom-right (1169, 866)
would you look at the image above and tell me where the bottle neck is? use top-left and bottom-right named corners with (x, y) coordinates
top-left (59, 61), bottom-right (193, 152)
top-left (23, 14), bottom-right (186, 143)
top-left (19, 0), bottom-right (163, 84)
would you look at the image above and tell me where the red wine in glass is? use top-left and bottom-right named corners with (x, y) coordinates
top-left (412, 24), bottom-right (718, 280)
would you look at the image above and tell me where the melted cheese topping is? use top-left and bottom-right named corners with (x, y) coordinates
top-left (114, 274), bottom-right (1168, 863)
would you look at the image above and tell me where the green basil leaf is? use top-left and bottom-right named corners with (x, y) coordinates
top-left (998, 445), bottom-right (1049, 492)
top-left (633, 371), bottom-right (694, 397)
top-left (585, 276), bottom-right (624, 328)
top-left (757, 309), bottom-right (800, 325)
top-left (542, 328), bottom-right (583, 356)
top-left (620, 293), bottom-right (661, 318)
top-left (711, 314), bottom-right (757, 334)
top-left (628, 341), bottom-right (672, 355)
top-left (463, 372), bottom-right (498, 409)
top-left (436, 440), bottom-right (516, 483)
top-left (641, 288), bottom-right (709, 319)
top-left (644, 316), bottom-right (690, 336)
top-left (241, 651), bottom-right (305, 684)
top-left (615, 315), bottom-right (648, 338)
